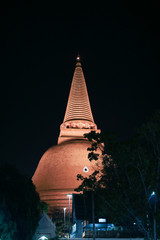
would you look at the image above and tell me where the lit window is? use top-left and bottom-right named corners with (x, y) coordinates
top-left (98, 218), bottom-right (106, 223)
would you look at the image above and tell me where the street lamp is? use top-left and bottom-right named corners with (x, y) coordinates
top-left (153, 192), bottom-right (156, 240)
top-left (67, 194), bottom-right (72, 238)
top-left (151, 191), bottom-right (155, 197)
top-left (149, 191), bottom-right (156, 240)
top-left (63, 207), bottom-right (66, 238)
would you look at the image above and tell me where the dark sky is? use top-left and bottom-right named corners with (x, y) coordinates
top-left (1, 1), bottom-right (160, 178)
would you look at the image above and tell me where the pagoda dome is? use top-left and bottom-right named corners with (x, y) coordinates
top-left (32, 139), bottom-right (99, 211)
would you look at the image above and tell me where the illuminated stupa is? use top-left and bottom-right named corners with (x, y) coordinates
top-left (32, 56), bottom-right (100, 213)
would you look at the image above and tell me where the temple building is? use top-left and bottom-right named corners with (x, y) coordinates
top-left (32, 56), bottom-right (100, 214)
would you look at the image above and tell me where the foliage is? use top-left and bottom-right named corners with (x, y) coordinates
top-left (52, 208), bottom-right (70, 238)
top-left (76, 110), bottom-right (160, 240)
top-left (40, 201), bottom-right (49, 213)
top-left (0, 199), bottom-right (17, 240)
top-left (0, 164), bottom-right (41, 240)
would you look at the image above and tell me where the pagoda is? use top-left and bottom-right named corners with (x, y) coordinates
top-left (32, 56), bottom-right (100, 214)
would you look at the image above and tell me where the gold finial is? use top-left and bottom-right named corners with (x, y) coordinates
top-left (76, 54), bottom-right (80, 62)
top-left (76, 54), bottom-right (81, 66)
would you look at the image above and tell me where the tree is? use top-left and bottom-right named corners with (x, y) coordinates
top-left (76, 110), bottom-right (160, 240)
top-left (0, 164), bottom-right (41, 240)
top-left (40, 201), bottom-right (49, 213)
top-left (0, 199), bottom-right (17, 240)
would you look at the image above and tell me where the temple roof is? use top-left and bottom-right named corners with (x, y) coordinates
top-left (63, 57), bottom-right (94, 124)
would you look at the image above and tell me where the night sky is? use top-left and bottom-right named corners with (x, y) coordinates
top-left (1, 1), bottom-right (160, 178)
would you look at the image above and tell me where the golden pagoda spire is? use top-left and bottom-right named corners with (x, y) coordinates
top-left (58, 56), bottom-right (100, 144)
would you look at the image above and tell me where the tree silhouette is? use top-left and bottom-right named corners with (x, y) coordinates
top-left (76, 110), bottom-right (160, 240)
top-left (0, 164), bottom-right (41, 240)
